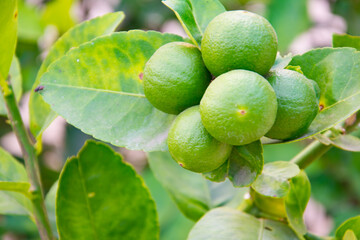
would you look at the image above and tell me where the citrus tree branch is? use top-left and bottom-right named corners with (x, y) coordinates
top-left (291, 112), bottom-right (360, 169)
top-left (0, 75), bottom-right (54, 240)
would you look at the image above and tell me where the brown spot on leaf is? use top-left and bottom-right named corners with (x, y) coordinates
top-left (319, 104), bottom-right (324, 111)
top-left (139, 72), bottom-right (143, 80)
top-left (264, 226), bottom-right (272, 231)
top-left (14, 10), bottom-right (18, 19)
top-left (179, 163), bottom-right (183, 167)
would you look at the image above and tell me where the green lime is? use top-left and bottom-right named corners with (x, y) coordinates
top-left (200, 70), bottom-right (277, 146)
top-left (265, 69), bottom-right (319, 140)
top-left (143, 42), bottom-right (211, 115)
top-left (250, 188), bottom-right (287, 218)
top-left (167, 106), bottom-right (232, 173)
top-left (201, 10), bottom-right (278, 76)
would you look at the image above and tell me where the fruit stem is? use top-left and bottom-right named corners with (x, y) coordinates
top-left (0, 76), bottom-right (54, 240)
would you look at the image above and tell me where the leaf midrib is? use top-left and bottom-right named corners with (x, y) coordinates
top-left (43, 82), bottom-right (146, 98)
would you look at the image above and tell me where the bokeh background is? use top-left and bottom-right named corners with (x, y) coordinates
top-left (1, 0), bottom-right (360, 239)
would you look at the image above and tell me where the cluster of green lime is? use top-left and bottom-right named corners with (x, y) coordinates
top-left (143, 10), bottom-right (319, 173)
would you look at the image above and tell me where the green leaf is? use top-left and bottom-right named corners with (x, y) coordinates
top-left (188, 207), bottom-right (300, 240)
top-left (40, 31), bottom-right (184, 151)
top-left (285, 171), bottom-right (311, 235)
top-left (148, 151), bottom-right (243, 221)
top-left (29, 11), bottom-right (124, 141)
top-left (203, 160), bottom-right (228, 182)
top-left (333, 34), bottom-right (360, 50)
top-left (0, 56), bottom-right (22, 115)
top-left (251, 161), bottom-right (300, 198)
top-left (228, 140), bottom-right (263, 187)
top-left (264, 48), bottom-right (360, 144)
top-left (316, 133), bottom-right (360, 152)
top-left (0, 147), bottom-right (32, 216)
top-left (266, 0), bottom-right (310, 52)
top-left (0, 182), bottom-right (30, 196)
top-left (163, 0), bottom-right (225, 46)
top-left (336, 216), bottom-right (360, 240)
top-left (271, 53), bottom-right (293, 71)
top-left (45, 181), bottom-right (58, 238)
top-left (0, 0), bottom-right (17, 80)
top-left (56, 141), bottom-right (159, 240)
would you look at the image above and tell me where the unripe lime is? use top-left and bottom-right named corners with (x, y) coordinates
top-left (250, 188), bottom-right (287, 218)
top-left (265, 69), bottom-right (319, 140)
top-left (144, 42), bottom-right (211, 114)
top-left (200, 70), bottom-right (277, 146)
top-left (167, 106), bottom-right (232, 173)
top-left (201, 10), bottom-right (278, 76)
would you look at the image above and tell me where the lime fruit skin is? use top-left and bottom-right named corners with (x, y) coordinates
top-left (265, 69), bottom-right (319, 140)
top-left (201, 10), bottom-right (278, 77)
top-left (144, 42), bottom-right (211, 114)
top-left (200, 70), bottom-right (278, 146)
top-left (167, 106), bottom-right (232, 173)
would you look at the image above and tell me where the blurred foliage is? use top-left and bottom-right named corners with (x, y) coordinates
top-left (0, 0), bottom-right (359, 238)
top-left (331, 0), bottom-right (360, 36)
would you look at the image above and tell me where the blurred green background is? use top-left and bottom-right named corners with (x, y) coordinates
top-left (0, 0), bottom-right (359, 239)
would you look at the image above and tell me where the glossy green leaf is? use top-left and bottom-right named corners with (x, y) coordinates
top-left (0, 147), bottom-right (32, 216)
top-left (264, 48), bottom-right (360, 144)
top-left (0, 57), bottom-right (22, 115)
top-left (203, 160), bottom-right (228, 183)
top-left (148, 151), bottom-right (243, 221)
top-left (0, 0), bottom-right (17, 80)
top-left (285, 171), bottom-right (311, 235)
top-left (29, 11), bottom-right (124, 140)
top-left (336, 216), bottom-right (360, 240)
top-left (228, 140), bottom-right (263, 187)
top-left (333, 34), bottom-right (360, 50)
top-left (56, 141), bottom-right (159, 240)
top-left (162, 0), bottom-right (225, 46)
top-left (266, 0), bottom-right (310, 52)
top-left (251, 161), bottom-right (300, 198)
top-left (40, 31), bottom-right (184, 151)
top-left (271, 53), bottom-right (293, 71)
top-left (188, 207), bottom-right (300, 240)
top-left (45, 181), bottom-right (58, 238)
